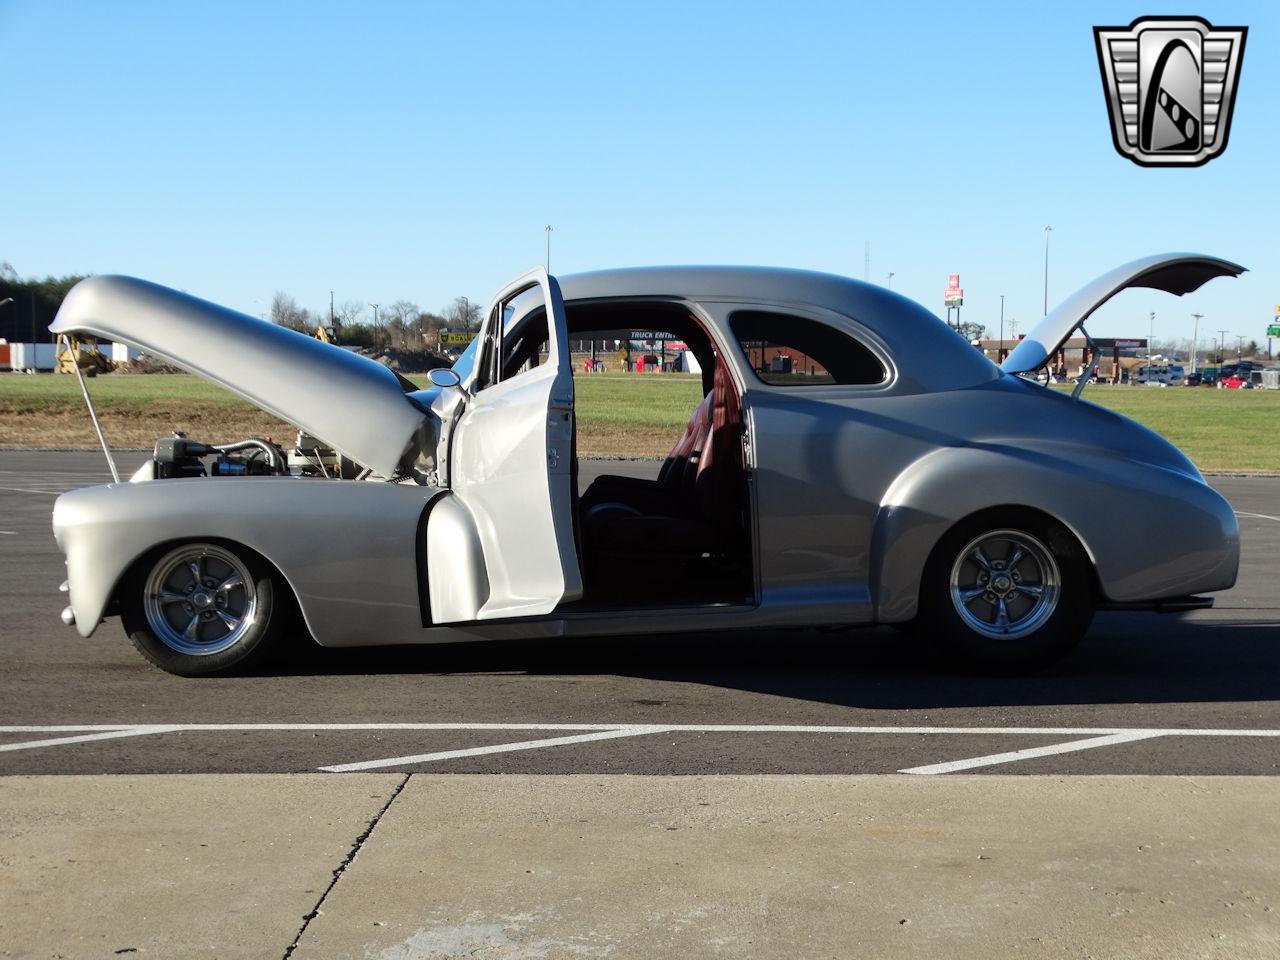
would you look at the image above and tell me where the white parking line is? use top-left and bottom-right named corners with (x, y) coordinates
top-left (0, 723), bottom-right (1276, 774)
top-left (0, 726), bottom-right (182, 753)
top-left (319, 726), bottom-right (671, 772)
top-left (897, 731), bottom-right (1163, 775)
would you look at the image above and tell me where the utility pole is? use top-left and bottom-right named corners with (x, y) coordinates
top-left (545, 224), bottom-right (553, 272)
top-left (1190, 312), bottom-right (1203, 373)
top-left (863, 241), bottom-right (870, 282)
top-left (1043, 225), bottom-right (1052, 316)
top-left (1235, 335), bottom-right (1245, 359)
top-left (999, 294), bottom-right (1006, 361)
top-left (1217, 328), bottom-right (1229, 364)
top-left (371, 303), bottom-right (380, 327)
top-left (1009, 317), bottom-right (1019, 340)
top-left (885, 271), bottom-right (894, 290)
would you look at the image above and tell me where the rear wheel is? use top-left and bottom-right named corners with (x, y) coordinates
top-left (919, 512), bottom-right (1094, 671)
top-left (121, 542), bottom-right (280, 676)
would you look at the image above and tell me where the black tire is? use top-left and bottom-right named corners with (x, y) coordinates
top-left (119, 541), bottom-right (281, 677)
top-left (918, 509), bottom-right (1094, 672)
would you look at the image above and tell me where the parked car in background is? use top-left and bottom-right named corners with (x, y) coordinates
top-left (48, 253), bottom-right (1244, 677)
top-left (1221, 375), bottom-right (1250, 389)
top-left (1166, 364), bottom-right (1187, 386)
top-left (1185, 373), bottom-right (1203, 387)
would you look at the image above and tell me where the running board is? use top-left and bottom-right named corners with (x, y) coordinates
top-left (1100, 595), bottom-right (1214, 613)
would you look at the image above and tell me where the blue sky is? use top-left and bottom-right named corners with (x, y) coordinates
top-left (1, 0), bottom-right (1276, 348)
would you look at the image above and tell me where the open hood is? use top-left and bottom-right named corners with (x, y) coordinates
top-left (50, 275), bottom-right (429, 477)
top-left (1001, 253), bottom-right (1246, 375)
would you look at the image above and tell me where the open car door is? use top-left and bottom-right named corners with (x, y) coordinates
top-left (445, 267), bottom-right (582, 620)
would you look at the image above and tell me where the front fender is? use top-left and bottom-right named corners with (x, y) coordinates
top-left (871, 445), bottom-right (1238, 622)
top-left (53, 478), bottom-right (444, 645)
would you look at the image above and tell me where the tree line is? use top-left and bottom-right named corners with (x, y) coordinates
top-left (268, 292), bottom-right (482, 351)
top-left (0, 262), bottom-right (483, 353)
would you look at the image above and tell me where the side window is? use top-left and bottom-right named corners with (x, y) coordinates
top-left (474, 290), bottom-right (550, 391)
top-left (729, 311), bottom-right (886, 386)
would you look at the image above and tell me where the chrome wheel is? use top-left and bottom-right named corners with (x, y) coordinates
top-left (948, 529), bottom-right (1060, 641)
top-left (142, 544), bottom-right (257, 656)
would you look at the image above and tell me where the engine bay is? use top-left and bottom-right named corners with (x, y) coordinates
top-left (142, 431), bottom-right (358, 481)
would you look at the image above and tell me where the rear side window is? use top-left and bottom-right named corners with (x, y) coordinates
top-left (729, 311), bottom-right (886, 386)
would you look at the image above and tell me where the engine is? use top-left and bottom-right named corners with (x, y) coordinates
top-left (144, 431), bottom-right (355, 480)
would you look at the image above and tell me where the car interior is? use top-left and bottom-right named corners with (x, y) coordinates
top-left (490, 298), bottom-right (754, 608)
top-left (568, 301), bottom-right (753, 607)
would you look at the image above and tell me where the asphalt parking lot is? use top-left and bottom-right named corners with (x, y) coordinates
top-left (2, 450), bottom-right (1278, 778)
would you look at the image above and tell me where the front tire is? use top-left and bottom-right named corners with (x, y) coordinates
top-left (919, 511), bottom-right (1094, 672)
top-left (120, 542), bottom-right (279, 677)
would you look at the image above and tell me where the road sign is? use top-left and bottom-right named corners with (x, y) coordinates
top-left (1267, 325), bottom-right (1280, 338)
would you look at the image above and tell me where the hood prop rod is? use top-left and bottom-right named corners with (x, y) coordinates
top-left (1071, 326), bottom-right (1101, 402)
top-left (61, 335), bottom-right (120, 483)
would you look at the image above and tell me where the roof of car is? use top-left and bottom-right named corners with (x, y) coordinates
top-left (558, 266), bottom-right (998, 393)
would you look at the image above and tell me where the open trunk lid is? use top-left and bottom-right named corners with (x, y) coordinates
top-left (1001, 253), bottom-right (1246, 375)
top-left (50, 275), bottom-right (429, 477)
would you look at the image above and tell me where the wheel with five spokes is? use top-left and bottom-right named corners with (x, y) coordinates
top-left (920, 511), bottom-right (1094, 671)
top-left (121, 541), bottom-right (280, 676)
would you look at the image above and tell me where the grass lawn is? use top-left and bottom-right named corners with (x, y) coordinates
top-left (1, 372), bottom-right (1276, 471)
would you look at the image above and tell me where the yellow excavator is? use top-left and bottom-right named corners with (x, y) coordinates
top-left (56, 337), bottom-right (115, 377)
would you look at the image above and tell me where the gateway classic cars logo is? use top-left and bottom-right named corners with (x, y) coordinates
top-left (1094, 16), bottom-right (1247, 167)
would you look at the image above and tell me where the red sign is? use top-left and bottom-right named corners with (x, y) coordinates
top-left (944, 288), bottom-right (964, 304)
top-left (948, 273), bottom-right (960, 289)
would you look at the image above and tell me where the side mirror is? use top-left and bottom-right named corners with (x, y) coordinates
top-left (427, 367), bottom-right (461, 389)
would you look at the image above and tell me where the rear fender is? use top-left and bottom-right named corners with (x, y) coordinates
top-left (872, 445), bottom-right (1237, 621)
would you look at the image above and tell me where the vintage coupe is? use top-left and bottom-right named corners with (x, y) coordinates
top-left (50, 254), bottom-right (1242, 675)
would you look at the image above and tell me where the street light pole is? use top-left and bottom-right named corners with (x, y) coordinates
top-left (1148, 312), bottom-right (1155, 380)
top-left (885, 271), bottom-right (894, 290)
top-left (545, 225), bottom-right (553, 273)
top-left (371, 303), bottom-right (380, 327)
top-left (1043, 225), bottom-right (1052, 316)
top-left (1217, 329), bottom-right (1229, 364)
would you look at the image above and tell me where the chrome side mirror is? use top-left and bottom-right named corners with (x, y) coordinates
top-left (427, 367), bottom-right (461, 389)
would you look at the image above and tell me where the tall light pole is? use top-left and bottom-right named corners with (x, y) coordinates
top-left (1148, 312), bottom-right (1156, 375)
top-left (1190, 312), bottom-right (1203, 373)
top-left (545, 225), bottom-right (553, 272)
top-left (993, 293), bottom-right (1003, 360)
top-left (1217, 329), bottom-right (1229, 364)
top-left (1043, 225), bottom-right (1052, 316)
top-left (885, 271), bottom-right (894, 290)
top-left (1235, 335), bottom-right (1245, 359)
top-left (371, 303), bottom-right (380, 327)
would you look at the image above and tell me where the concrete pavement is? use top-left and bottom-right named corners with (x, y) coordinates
top-left (4, 774), bottom-right (1278, 959)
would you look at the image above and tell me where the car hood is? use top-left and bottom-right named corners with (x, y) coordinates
top-left (1001, 253), bottom-right (1246, 375)
top-left (50, 275), bottom-right (430, 477)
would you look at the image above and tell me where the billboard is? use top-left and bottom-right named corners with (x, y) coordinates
top-left (944, 288), bottom-right (964, 306)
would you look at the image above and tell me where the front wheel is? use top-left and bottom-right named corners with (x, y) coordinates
top-left (919, 512), bottom-right (1094, 671)
top-left (120, 542), bottom-right (280, 676)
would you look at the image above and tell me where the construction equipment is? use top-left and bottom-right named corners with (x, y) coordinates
top-left (56, 337), bottom-right (115, 377)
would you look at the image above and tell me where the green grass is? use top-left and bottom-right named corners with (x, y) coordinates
top-left (1052, 383), bottom-right (1280, 472)
top-left (2, 372), bottom-right (1277, 471)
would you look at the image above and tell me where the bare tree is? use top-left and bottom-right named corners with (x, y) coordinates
top-left (334, 299), bottom-right (365, 329)
top-left (383, 300), bottom-right (420, 328)
top-left (270, 292), bottom-right (311, 332)
top-left (443, 296), bottom-right (482, 330)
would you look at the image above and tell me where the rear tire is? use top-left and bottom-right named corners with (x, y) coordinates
top-left (120, 541), bottom-right (280, 677)
top-left (918, 510), bottom-right (1094, 672)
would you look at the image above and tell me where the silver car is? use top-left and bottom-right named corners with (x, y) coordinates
top-left (49, 254), bottom-right (1242, 675)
